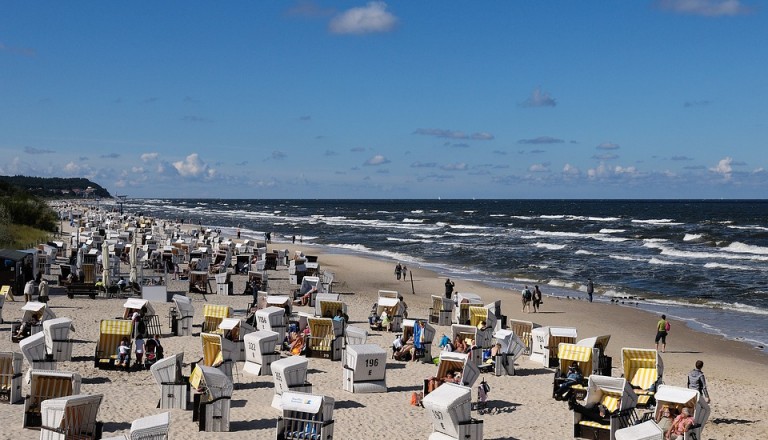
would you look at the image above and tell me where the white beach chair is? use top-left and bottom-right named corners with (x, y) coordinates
top-left (20, 332), bottom-right (57, 373)
top-left (171, 294), bottom-right (194, 336)
top-left (376, 290), bottom-right (404, 332)
top-left (270, 356), bottom-right (312, 410)
top-left (150, 354), bottom-right (188, 410)
top-left (23, 370), bottom-right (81, 429)
top-left (94, 319), bottom-right (133, 371)
top-left (314, 293), bottom-right (341, 317)
top-left (11, 301), bottom-right (56, 342)
top-left (422, 382), bottom-right (483, 440)
top-left (468, 304), bottom-right (497, 346)
top-left (424, 351), bottom-right (480, 397)
top-left (123, 298), bottom-right (162, 337)
top-left (454, 292), bottom-right (482, 325)
top-left (652, 384), bottom-right (710, 440)
top-left (190, 365), bottom-right (232, 432)
top-left (306, 317), bottom-right (342, 361)
top-left (530, 326), bottom-right (578, 368)
top-left (0, 351), bottom-right (23, 404)
top-left (577, 334), bottom-right (613, 376)
top-left (451, 324), bottom-right (488, 367)
top-left (615, 420), bottom-right (664, 440)
top-left (507, 318), bottom-right (540, 355)
top-left (491, 329), bottom-right (526, 376)
top-left (39, 393), bottom-right (103, 440)
top-left (573, 375), bottom-right (638, 440)
top-left (243, 330), bottom-right (280, 376)
top-left (275, 391), bottom-right (335, 440)
top-left (43, 317), bottom-right (75, 362)
top-left (430, 295), bottom-right (454, 326)
top-left (218, 317), bottom-right (255, 362)
top-left (343, 344), bottom-right (387, 394)
top-left (402, 318), bottom-right (436, 363)
top-left (104, 411), bottom-right (170, 440)
top-left (253, 306), bottom-right (287, 344)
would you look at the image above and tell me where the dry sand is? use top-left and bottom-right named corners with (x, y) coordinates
top-left (1, 226), bottom-right (766, 439)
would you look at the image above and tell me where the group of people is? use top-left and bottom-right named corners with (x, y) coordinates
top-left (391, 320), bottom-right (427, 362)
top-left (520, 285), bottom-right (543, 313)
top-left (117, 333), bottom-right (164, 369)
top-left (394, 262), bottom-right (408, 280)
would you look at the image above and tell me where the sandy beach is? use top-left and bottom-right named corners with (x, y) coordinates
top-left (1, 219), bottom-right (766, 439)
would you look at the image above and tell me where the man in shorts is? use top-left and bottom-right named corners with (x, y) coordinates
top-left (655, 314), bottom-right (669, 353)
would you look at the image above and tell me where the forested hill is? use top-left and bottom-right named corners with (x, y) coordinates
top-left (0, 176), bottom-right (111, 199)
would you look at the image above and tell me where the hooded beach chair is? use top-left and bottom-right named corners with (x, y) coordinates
top-left (23, 370), bottom-right (81, 429)
top-left (652, 384), bottom-right (710, 440)
top-left (317, 298), bottom-right (347, 323)
top-left (422, 382), bottom-right (483, 440)
top-left (0, 351), bottom-right (23, 404)
top-left (43, 317), bottom-right (75, 362)
top-left (429, 295), bottom-right (454, 326)
top-left (123, 298), bottom-right (162, 337)
top-left (298, 275), bottom-right (322, 305)
top-left (189, 365), bottom-right (232, 432)
top-left (39, 393), bottom-right (103, 440)
top-left (491, 329), bottom-right (526, 376)
top-left (376, 290), bottom-right (404, 332)
top-left (552, 343), bottom-right (600, 400)
top-left (306, 317), bottom-right (342, 361)
top-left (621, 348), bottom-right (664, 408)
top-left (451, 324), bottom-right (488, 367)
top-left (243, 330), bottom-right (280, 376)
top-left (574, 375), bottom-right (638, 440)
top-left (276, 391), bottom-right (335, 440)
top-left (270, 356), bottom-right (312, 410)
top-left (507, 318), bottom-right (539, 355)
top-left (343, 343), bottom-right (387, 393)
top-left (469, 305), bottom-right (497, 346)
top-left (11, 301), bottom-right (56, 342)
top-left (615, 420), bottom-right (664, 440)
top-left (102, 411), bottom-right (171, 440)
top-left (253, 306), bottom-right (287, 344)
top-left (202, 304), bottom-right (231, 333)
top-left (454, 292), bottom-right (482, 325)
top-left (218, 317), bottom-right (255, 362)
top-left (170, 294), bottom-right (194, 336)
top-left (94, 319), bottom-right (133, 370)
top-left (424, 351), bottom-right (480, 397)
top-left (150, 353), bottom-right (188, 410)
top-left (20, 332), bottom-right (56, 372)
top-left (578, 335), bottom-right (613, 376)
top-left (402, 319), bottom-right (436, 363)
top-left (313, 293), bottom-right (340, 317)
top-left (266, 295), bottom-right (292, 316)
top-left (199, 333), bottom-right (234, 381)
top-left (530, 326), bottom-right (578, 368)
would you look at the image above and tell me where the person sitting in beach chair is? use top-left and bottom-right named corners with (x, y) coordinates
top-left (117, 337), bottom-right (131, 367)
top-left (293, 286), bottom-right (317, 307)
top-left (568, 400), bottom-right (616, 425)
top-left (554, 362), bottom-right (584, 400)
top-left (15, 312), bottom-right (41, 339)
top-left (286, 331), bottom-right (305, 356)
top-left (393, 335), bottom-right (415, 361)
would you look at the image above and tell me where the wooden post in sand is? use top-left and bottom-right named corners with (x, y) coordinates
top-left (410, 271), bottom-right (415, 295)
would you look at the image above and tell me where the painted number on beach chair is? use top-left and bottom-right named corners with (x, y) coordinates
top-left (258, 316), bottom-right (267, 325)
top-left (247, 342), bottom-right (256, 351)
top-left (365, 359), bottom-right (379, 368)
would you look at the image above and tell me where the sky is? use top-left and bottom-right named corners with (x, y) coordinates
top-left (1, 0), bottom-right (767, 199)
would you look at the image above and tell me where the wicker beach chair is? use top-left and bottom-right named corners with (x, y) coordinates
top-left (0, 351), bottom-right (23, 404)
top-left (451, 324), bottom-right (488, 367)
top-left (507, 318), bottom-right (540, 355)
top-left (454, 292), bottom-right (482, 325)
top-left (552, 343), bottom-right (599, 400)
top-left (201, 304), bottom-right (231, 333)
top-left (343, 343), bottom-right (387, 393)
top-left (150, 354), bottom-right (188, 410)
top-left (253, 306), bottom-right (287, 344)
top-left (243, 330), bottom-right (280, 376)
top-left (423, 351), bottom-right (480, 398)
top-left (306, 317), bottom-right (342, 361)
top-left (94, 319), bottom-right (133, 370)
top-left (200, 332), bottom-right (234, 380)
top-left (190, 365), bottom-right (232, 432)
top-left (23, 370), bottom-right (81, 429)
top-left (270, 356), bottom-right (312, 410)
top-left (652, 384), bottom-right (710, 440)
top-left (621, 348), bottom-right (664, 408)
top-left (171, 294), bottom-right (194, 336)
top-left (573, 375), bottom-right (638, 440)
top-left (401, 319), bottom-right (436, 363)
top-left (578, 335), bottom-right (613, 376)
top-left (530, 326), bottom-right (578, 368)
top-left (422, 383), bottom-right (483, 440)
top-left (43, 317), bottom-right (75, 362)
top-left (491, 329), bottom-right (526, 376)
top-left (39, 393), bottom-right (103, 440)
top-left (217, 317), bottom-right (255, 362)
top-left (20, 332), bottom-right (57, 373)
top-left (276, 391), bottom-right (335, 440)
top-left (102, 411), bottom-right (171, 440)
top-left (429, 295), bottom-right (454, 326)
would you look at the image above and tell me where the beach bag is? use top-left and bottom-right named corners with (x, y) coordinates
top-left (665, 321), bottom-right (671, 332)
top-left (523, 289), bottom-right (532, 301)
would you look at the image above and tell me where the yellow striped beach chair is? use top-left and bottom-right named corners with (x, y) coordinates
top-left (508, 319), bottom-right (536, 354)
top-left (553, 343), bottom-right (596, 400)
top-left (0, 351), bottom-right (23, 404)
top-left (202, 304), bottom-right (231, 333)
top-left (23, 370), bottom-right (81, 428)
top-left (319, 300), bottom-right (344, 319)
top-left (200, 333), bottom-right (233, 380)
top-left (574, 375), bottom-right (638, 440)
top-left (622, 348), bottom-right (663, 408)
top-left (94, 319), bottom-right (133, 370)
top-left (306, 318), bottom-right (341, 360)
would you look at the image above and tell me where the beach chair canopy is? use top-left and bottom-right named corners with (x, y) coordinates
top-left (272, 356), bottom-right (310, 395)
top-left (622, 348), bottom-right (664, 406)
top-left (280, 391), bottom-right (334, 420)
top-left (314, 293), bottom-right (340, 316)
top-left (492, 329), bottom-right (526, 358)
top-left (654, 384), bottom-right (710, 432)
top-left (585, 375), bottom-right (638, 413)
top-left (197, 365), bottom-right (233, 400)
top-left (378, 289), bottom-right (399, 299)
top-left (376, 297), bottom-right (401, 316)
top-left (129, 411), bottom-right (170, 440)
top-left (469, 305), bottom-right (497, 330)
top-left (318, 300), bottom-right (346, 319)
top-left (201, 333), bottom-right (233, 366)
top-left (344, 344), bottom-right (386, 381)
top-left (150, 353), bottom-right (184, 385)
top-left (40, 393), bottom-right (103, 438)
top-left (254, 307), bottom-right (286, 340)
top-left (244, 330), bottom-right (279, 360)
top-left (218, 317), bottom-right (242, 331)
top-left (614, 420), bottom-right (664, 440)
top-left (300, 276), bottom-right (322, 295)
top-left (577, 335), bottom-right (611, 355)
top-left (422, 382), bottom-right (473, 438)
top-left (437, 351), bottom-right (479, 388)
top-left (22, 301), bottom-right (56, 321)
top-left (557, 343), bottom-right (598, 376)
top-left (172, 294), bottom-right (194, 318)
top-left (28, 370), bottom-right (82, 408)
top-left (203, 304), bottom-right (232, 318)
top-left (344, 326), bottom-right (368, 345)
top-left (20, 332), bottom-right (47, 362)
top-left (123, 298), bottom-right (156, 316)
top-left (456, 292), bottom-right (482, 304)
top-left (43, 317), bottom-right (75, 357)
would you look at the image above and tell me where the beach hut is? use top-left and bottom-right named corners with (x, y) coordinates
top-left (202, 304), bottom-right (232, 333)
top-left (20, 332), bottom-right (56, 372)
top-left (102, 411), bottom-right (171, 440)
top-left (0, 351), bottom-right (23, 404)
top-left (402, 319), bottom-right (436, 363)
top-left (150, 353), bottom-right (188, 410)
top-left (43, 317), bottom-right (75, 362)
top-left (23, 370), bottom-right (81, 429)
top-left (243, 330), bottom-right (280, 376)
top-left (11, 301), bottom-right (56, 342)
top-left (573, 375), bottom-right (638, 440)
top-left (39, 393), bottom-right (103, 440)
top-left (451, 324), bottom-right (489, 367)
top-left (621, 348), bottom-right (664, 408)
top-left (615, 420), bottom-right (665, 440)
top-left (529, 326), bottom-right (578, 368)
top-left (253, 306), bottom-right (287, 344)
top-left (189, 365), bottom-right (232, 432)
top-left (429, 295), bottom-right (454, 326)
top-left (376, 290), bottom-right (405, 332)
top-left (314, 292), bottom-right (341, 317)
top-left (422, 382), bottom-right (484, 440)
top-left (275, 391), bottom-right (335, 440)
top-left (306, 317), bottom-right (342, 361)
top-left (170, 294), bottom-right (194, 336)
top-left (218, 317), bottom-right (255, 362)
top-left (577, 335), bottom-right (613, 376)
top-left (94, 319), bottom-right (133, 371)
top-left (270, 356), bottom-right (312, 410)
top-left (424, 351), bottom-right (480, 398)
top-left (199, 333), bottom-right (234, 381)
top-left (652, 384), bottom-right (710, 440)
top-left (491, 329), bottom-right (526, 376)
top-left (507, 318), bottom-right (540, 355)
top-left (552, 343), bottom-right (600, 400)
top-left (343, 343), bottom-right (387, 393)
top-left (454, 292), bottom-right (482, 325)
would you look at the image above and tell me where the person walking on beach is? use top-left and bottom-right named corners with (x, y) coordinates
top-left (445, 279), bottom-right (455, 299)
top-left (687, 360), bottom-right (711, 403)
top-left (292, 235), bottom-right (296, 244)
top-left (522, 285), bottom-right (532, 313)
top-left (656, 314), bottom-right (669, 353)
top-left (532, 285), bottom-right (542, 313)
top-left (586, 278), bottom-right (594, 302)
top-left (401, 264), bottom-right (408, 280)
top-left (395, 263), bottom-right (402, 280)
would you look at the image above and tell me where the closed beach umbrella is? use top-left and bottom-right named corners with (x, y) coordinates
top-left (129, 235), bottom-right (138, 285)
top-left (102, 240), bottom-right (110, 288)
top-left (77, 246), bottom-right (84, 271)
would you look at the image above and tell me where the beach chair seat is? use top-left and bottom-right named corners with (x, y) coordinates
top-left (573, 375), bottom-right (638, 440)
top-left (552, 343), bottom-right (599, 400)
top-left (652, 384), bottom-right (710, 440)
top-left (39, 393), bottom-right (103, 440)
top-left (622, 349), bottom-right (664, 409)
top-left (23, 370), bottom-right (82, 429)
top-left (94, 319), bottom-right (133, 371)
top-left (0, 351), bottom-right (23, 404)
top-left (200, 333), bottom-right (234, 380)
top-left (202, 304), bottom-right (231, 333)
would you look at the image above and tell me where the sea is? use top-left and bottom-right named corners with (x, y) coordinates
top-left (117, 199), bottom-right (768, 353)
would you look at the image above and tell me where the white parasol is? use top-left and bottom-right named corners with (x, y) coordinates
top-left (129, 234), bottom-right (138, 285)
top-left (101, 240), bottom-right (110, 288)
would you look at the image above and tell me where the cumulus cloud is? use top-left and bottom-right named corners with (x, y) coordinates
top-left (329, 1), bottom-right (398, 35)
top-left (364, 155), bottom-right (390, 166)
top-left (24, 146), bottom-right (55, 155)
top-left (172, 153), bottom-right (216, 179)
top-left (529, 163), bottom-right (550, 173)
top-left (657, 0), bottom-right (752, 16)
top-left (597, 142), bottom-right (620, 150)
top-left (517, 136), bottom-right (564, 145)
top-left (709, 156), bottom-right (733, 180)
top-left (131, 166), bottom-right (145, 173)
top-left (562, 163), bottom-right (580, 177)
top-left (141, 152), bottom-right (159, 162)
top-left (413, 128), bottom-right (494, 140)
top-left (440, 163), bottom-right (467, 171)
top-left (520, 86), bottom-right (557, 108)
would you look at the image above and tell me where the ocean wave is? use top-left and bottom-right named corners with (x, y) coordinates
top-left (721, 241), bottom-right (768, 255)
top-left (575, 250), bottom-right (595, 255)
top-left (647, 242), bottom-right (768, 262)
top-left (610, 255), bottom-right (645, 262)
top-left (447, 224), bottom-right (491, 230)
top-left (588, 216), bottom-right (621, 222)
top-left (727, 225), bottom-right (768, 232)
top-left (413, 234), bottom-right (443, 239)
top-left (683, 233), bottom-right (703, 242)
top-left (533, 229), bottom-right (628, 242)
top-left (644, 297), bottom-right (768, 316)
top-left (510, 216), bottom-right (534, 220)
top-left (386, 237), bottom-right (432, 244)
top-left (402, 218), bottom-right (425, 223)
top-left (489, 214), bottom-right (507, 217)
top-left (410, 210), bottom-right (424, 214)
top-left (540, 215), bottom-right (565, 219)
top-left (326, 243), bottom-right (418, 265)
top-left (632, 218), bottom-right (678, 224)
top-left (703, 262), bottom-right (753, 271)
top-left (599, 228), bottom-right (626, 234)
top-left (649, 257), bottom-right (684, 266)
top-left (533, 242), bottom-right (567, 250)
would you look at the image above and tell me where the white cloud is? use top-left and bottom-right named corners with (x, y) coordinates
top-left (364, 154), bottom-right (390, 166)
top-left (131, 166), bottom-right (145, 173)
top-left (709, 156), bottom-right (733, 180)
top-left (329, 2), bottom-right (397, 35)
top-left (753, 167), bottom-right (765, 174)
top-left (64, 162), bottom-right (81, 173)
top-left (529, 163), bottom-right (550, 173)
top-left (521, 86), bottom-right (557, 108)
top-left (657, 0), bottom-right (752, 17)
top-left (141, 152), bottom-right (159, 162)
top-left (562, 163), bottom-right (580, 177)
top-left (172, 153), bottom-right (216, 179)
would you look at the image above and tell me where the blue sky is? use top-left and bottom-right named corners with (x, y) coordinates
top-left (1, 1), bottom-right (766, 199)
